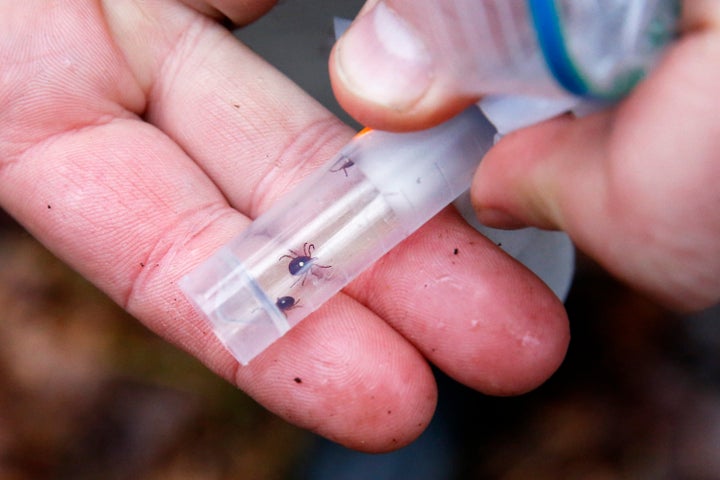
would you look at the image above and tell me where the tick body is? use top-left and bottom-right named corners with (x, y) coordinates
top-left (276, 296), bottom-right (299, 312)
top-left (329, 155), bottom-right (355, 177)
top-left (280, 242), bottom-right (331, 286)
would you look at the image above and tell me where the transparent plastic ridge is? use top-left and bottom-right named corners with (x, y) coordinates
top-left (449, 0), bottom-right (679, 99)
top-left (548, 0), bottom-right (680, 98)
top-left (180, 108), bottom-right (496, 365)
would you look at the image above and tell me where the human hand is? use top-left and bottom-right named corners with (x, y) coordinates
top-left (330, 0), bottom-right (720, 311)
top-left (0, 1), bottom-right (569, 451)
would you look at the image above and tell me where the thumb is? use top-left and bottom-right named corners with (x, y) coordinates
top-left (330, 0), bottom-right (492, 131)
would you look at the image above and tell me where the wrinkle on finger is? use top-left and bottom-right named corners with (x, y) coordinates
top-left (135, 13), bottom-right (356, 216)
top-left (246, 115), bottom-right (350, 216)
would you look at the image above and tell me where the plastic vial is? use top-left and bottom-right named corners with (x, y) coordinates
top-left (181, 1), bottom-right (681, 365)
top-left (463, 0), bottom-right (679, 98)
top-left (181, 108), bottom-right (497, 364)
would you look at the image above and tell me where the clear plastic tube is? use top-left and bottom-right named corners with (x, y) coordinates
top-left (181, 1), bottom-right (680, 365)
top-left (180, 107), bottom-right (497, 364)
top-left (453, 0), bottom-right (679, 98)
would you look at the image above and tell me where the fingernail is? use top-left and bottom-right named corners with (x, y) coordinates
top-left (334, 2), bottom-right (433, 111)
top-left (476, 208), bottom-right (528, 230)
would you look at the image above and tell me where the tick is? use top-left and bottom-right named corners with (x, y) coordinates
top-left (279, 242), bottom-right (331, 286)
top-left (276, 296), bottom-right (299, 312)
top-left (329, 155), bottom-right (355, 177)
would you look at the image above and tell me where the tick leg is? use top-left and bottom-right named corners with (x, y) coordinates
top-left (279, 249), bottom-right (300, 262)
top-left (330, 156), bottom-right (354, 177)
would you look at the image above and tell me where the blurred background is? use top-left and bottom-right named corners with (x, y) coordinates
top-left (2, 1), bottom-right (720, 478)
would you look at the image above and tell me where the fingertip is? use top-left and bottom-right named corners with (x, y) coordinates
top-left (328, 1), bottom-right (476, 132)
top-left (350, 211), bottom-right (570, 398)
top-left (471, 115), bottom-right (585, 231)
top-left (330, 52), bottom-right (472, 132)
top-left (330, 3), bottom-right (433, 111)
top-left (470, 204), bottom-right (529, 230)
top-left (235, 296), bottom-right (438, 452)
top-left (481, 295), bottom-right (571, 396)
top-left (436, 261), bottom-right (571, 397)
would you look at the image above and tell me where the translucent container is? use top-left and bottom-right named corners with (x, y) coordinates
top-left (181, 107), bottom-right (497, 364)
top-left (181, 1), bottom-right (681, 365)
top-left (462, 0), bottom-right (679, 98)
